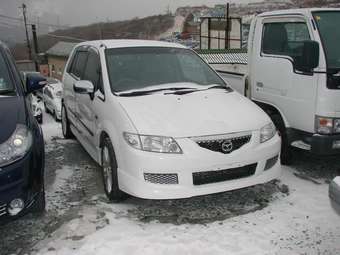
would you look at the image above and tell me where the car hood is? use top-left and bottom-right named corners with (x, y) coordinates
top-left (117, 90), bottom-right (270, 138)
top-left (0, 96), bottom-right (26, 144)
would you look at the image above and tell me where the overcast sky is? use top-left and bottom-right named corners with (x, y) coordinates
top-left (0, 0), bottom-right (254, 28)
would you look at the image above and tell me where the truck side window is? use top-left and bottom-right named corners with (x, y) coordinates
top-left (262, 22), bottom-right (310, 58)
top-left (83, 50), bottom-right (103, 94)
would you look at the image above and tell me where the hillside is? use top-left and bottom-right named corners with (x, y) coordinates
top-left (12, 14), bottom-right (174, 60)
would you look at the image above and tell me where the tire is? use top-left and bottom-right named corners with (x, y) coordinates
top-left (38, 114), bottom-right (43, 124)
top-left (101, 137), bottom-right (127, 202)
top-left (271, 114), bottom-right (293, 165)
top-left (54, 110), bottom-right (59, 122)
top-left (31, 190), bottom-right (46, 215)
top-left (44, 102), bottom-right (49, 114)
top-left (61, 105), bottom-right (74, 139)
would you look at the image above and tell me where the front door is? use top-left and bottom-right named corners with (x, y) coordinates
top-left (251, 16), bottom-right (320, 133)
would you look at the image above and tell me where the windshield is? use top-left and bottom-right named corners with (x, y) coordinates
top-left (0, 51), bottom-right (14, 94)
top-left (313, 11), bottom-right (340, 69)
top-left (105, 47), bottom-right (225, 92)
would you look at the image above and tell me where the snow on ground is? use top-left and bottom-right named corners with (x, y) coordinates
top-left (32, 166), bottom-right (340, 255)
top-left (26, 116), bottom-right (340, 255)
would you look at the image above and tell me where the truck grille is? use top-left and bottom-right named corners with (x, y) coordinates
top-left (144, 173), bottom-right (178, 185)
top-left (194, 134), bottom-right (251, 154)
top-left (193, 163), bottom-right (257, 185)
top-left (0, 203), bottom-right (7, 217)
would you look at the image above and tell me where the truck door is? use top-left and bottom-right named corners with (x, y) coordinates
top-left (251, 16), bottom-right (319, 133)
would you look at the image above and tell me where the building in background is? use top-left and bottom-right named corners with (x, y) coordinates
top-left (46, 41), bottom-right (77, 80)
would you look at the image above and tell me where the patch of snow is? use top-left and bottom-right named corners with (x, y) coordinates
top-left (33, 167), bottom-right (340, 255)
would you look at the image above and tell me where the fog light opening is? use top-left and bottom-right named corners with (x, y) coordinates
top-left (332, 140), bottom-right (340, 149)
top-left (8, 198), bottom-right (24, 216)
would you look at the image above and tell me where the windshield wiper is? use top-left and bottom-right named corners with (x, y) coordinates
top-left (0, 89), bottom-right (15, 95)
top-left (117, 87), bottom-right (199, 97)
top-left (164, 85), bottom-right (231, 95)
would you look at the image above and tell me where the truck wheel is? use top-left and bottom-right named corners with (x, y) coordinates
top-left (271, 114), bottom-right (293, 165)
top-left (101, 137), bottom-right (127, 202)
top-left (61, 105), bottom-right (74, 139)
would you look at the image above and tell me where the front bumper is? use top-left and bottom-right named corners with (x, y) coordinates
top-left (116, 132), bottom-right (281, 200)
top-left (0, 152), bottom-right (41, 219)
top-left (329, 177), bottom-right (340, 215)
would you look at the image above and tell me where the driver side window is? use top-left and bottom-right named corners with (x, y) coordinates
top-left (262, 22), bottom-right (310, 58)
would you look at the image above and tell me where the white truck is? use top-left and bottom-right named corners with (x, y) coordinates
top-left (208, 8), bottom-right (340, 164)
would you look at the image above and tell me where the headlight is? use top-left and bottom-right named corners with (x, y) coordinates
top-left (123, 132), bottom-right (182, 154)
top-left (315, 116), bottom-right (340, 134)
top-left (0, 125), bottom-right (33, 167)
top-left (260, 122), bottom-right (276, 143)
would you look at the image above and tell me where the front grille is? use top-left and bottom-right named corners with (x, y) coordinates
top-left (195, 135), bottom-right (251, 154)
top-left (193, 163), bottom-right (257, 185)
top-left (0, 203), bottom-right (7, 217)
top-left (144, 173), bottom-right (178, 185)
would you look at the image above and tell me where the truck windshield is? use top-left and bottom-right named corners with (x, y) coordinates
top-left (313, 11), bottom-right (340, 69)
top-left (105, 47), bottom-right (225, 92)
top-left (0, 51), bottom-right (14, 95)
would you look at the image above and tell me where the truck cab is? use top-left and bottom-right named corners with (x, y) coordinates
top-left (218, 8), bottom-right (340, 164)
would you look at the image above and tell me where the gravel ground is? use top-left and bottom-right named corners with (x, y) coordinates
top-left (0, 113), bottom-right (339, 255)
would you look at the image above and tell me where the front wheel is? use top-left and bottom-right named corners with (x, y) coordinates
top-left (271, 114), bottom-right (293, 165)
top-left (101, 137), bottom-right (127, 202)
top-left (61, 105), bottom-right (74, 139)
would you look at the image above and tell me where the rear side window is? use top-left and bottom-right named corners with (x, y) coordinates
top-left (69, 51), bottom-right (88, 78)
top-left (262, 22), bottom-right (310, 58)
top-left (83, 49), bottom-right (103, 93)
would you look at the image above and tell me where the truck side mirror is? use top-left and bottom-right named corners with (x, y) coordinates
top-left (294, 41), bottom-right (319, 73)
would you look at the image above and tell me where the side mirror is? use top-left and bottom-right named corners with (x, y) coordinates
top-left (329, 177), bottom-right (340, 215)
top-left (73, 80), bottom-right (94, 95)
top-left (26, 73), bottom-right (47, 94)
top-left (294, 40), bottom-right (319, 73)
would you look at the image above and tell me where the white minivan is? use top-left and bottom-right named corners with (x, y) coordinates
top-left (61, 40), bottom-right (281, 201)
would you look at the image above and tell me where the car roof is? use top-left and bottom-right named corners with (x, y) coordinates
top-left (74, 39), bottom-right (188, 50)
top-left (259, 8), bottom-right (340, 17)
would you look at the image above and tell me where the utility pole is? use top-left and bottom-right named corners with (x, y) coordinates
top-left (21, 3), bottom-right (32, 60)
top-left (31, 24), bottom-right (39, 71)
top-left (225, 2), bottom-right (230, 49)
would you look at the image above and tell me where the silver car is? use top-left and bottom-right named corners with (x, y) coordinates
top-left (43, 79), bottom-right (62, 121)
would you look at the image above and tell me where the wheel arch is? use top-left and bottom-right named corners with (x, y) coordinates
top-left (254, 100), bottom-right (289, 128)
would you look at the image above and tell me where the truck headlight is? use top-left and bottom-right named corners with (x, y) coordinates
top-left (123, 132), bottom-right (182, 154)
top-left (315, 116), bottom-right (340, 134)
top-left (260, 122), bottom-right (276, 143)
top-left (0, 125), bottom-right (33, 167)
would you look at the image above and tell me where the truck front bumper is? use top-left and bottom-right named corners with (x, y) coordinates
top-left (289, 129), bottom-right (340, 155)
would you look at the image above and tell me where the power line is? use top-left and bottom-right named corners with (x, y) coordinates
top-left (0, 13), bottom-right (68, 29)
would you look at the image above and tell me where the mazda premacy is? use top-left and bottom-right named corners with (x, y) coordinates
top-left (61, 40), bottom-right (281, 201)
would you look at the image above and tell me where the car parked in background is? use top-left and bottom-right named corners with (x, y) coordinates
top-left (43, 79), bottom-right (62, 121)
top-left (0, 41), bottom-right (46, 220)
top-left (29, 94), bottom-right (43, 124)
top-left (62, 40), bottom-right (281, 202)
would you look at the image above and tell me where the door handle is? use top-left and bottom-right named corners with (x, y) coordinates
top-left (256, 82), bottom-right (264, 88)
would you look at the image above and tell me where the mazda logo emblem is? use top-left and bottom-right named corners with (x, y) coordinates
top-left (221, 140), bottom-right (233, 153)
